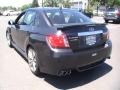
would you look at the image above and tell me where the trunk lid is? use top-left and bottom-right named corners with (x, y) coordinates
top-left (56, 23), bottom-right (107, 51)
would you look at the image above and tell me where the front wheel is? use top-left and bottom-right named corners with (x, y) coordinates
top-left (27, 47), bottom-right (40, 75)
top-left (6, 32), bottom-right (13, 48)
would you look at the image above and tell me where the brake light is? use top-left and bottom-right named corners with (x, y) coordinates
top-left (103, 31), bottom-right (109, 40)
top-left (116, 12), bottom-right (120, 16)
top-left (46, 31), bottom-right (70, 48)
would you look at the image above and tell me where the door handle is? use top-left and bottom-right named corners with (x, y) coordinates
top-left (15, 24), bottom-right (20, 29)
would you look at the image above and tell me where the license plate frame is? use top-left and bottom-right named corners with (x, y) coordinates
top-left (86, 35), bottom-right (96, 46)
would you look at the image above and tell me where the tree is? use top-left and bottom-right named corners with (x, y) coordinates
top-left (31, 0), bottom-right (39, 7)
top-left (43, 0), bottom-right (59, 7)
top-left (110, 0), bottom-right (120, 6)
top-left (91, 0), bottom-right (120, 7)
top-left (43, 0), bottom-right (71, 7)
top-left (61, 0), bottom-right (71, 8)
top-left (21, 4), bottom-right (32, 11)
top-left (0, 6), bottom-right (17, 11)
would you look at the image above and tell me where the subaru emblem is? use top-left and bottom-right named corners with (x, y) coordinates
top-left (89, 27), bottom-right (94, 31)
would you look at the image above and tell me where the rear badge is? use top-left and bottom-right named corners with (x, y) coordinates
top-left (92, 53), bottom-right (97, 57)
top-left (89, 27), bottom-right (95, 32)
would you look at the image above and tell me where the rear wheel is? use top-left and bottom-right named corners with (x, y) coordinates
top-left (113, 20), bottom-right (120, 24)
top-left (6, 32), bottom-right (13, 48)
top-left (27, 47), bottom-right (40, 75)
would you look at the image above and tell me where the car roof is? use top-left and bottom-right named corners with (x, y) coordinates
top-left (107, 7), bottom-right (120, 9)
top-left (26, 7), bottom-right (71, 12)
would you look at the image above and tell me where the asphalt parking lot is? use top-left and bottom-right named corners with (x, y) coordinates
top-left (0, 16), bottom-right (120, 90)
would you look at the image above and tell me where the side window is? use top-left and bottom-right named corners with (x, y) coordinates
top-left (34, 13), bottom-right (46, 27)
top-left (17, 13), bottom-right (26, 25)
top-left (23, 11), bottom-right (36, 25)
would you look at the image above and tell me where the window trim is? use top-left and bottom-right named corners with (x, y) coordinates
top-left (15, 11), bottom-right (26, 25)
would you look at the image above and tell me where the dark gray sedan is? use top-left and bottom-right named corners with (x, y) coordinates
top-left (6, 7), bottom-right (112, 76)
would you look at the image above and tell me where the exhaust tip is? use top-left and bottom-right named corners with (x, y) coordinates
top-left (58, 69), bottom-right (71, 76)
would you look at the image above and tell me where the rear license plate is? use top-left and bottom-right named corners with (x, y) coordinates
top-left (108, 13), bottom-right (112, 15)
top-left (86, 35), bottom-right (96, 46)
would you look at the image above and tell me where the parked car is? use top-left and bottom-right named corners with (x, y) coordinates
top-left (6, 7), bottom-right (112, 76)
top-left (3, 10), bottom-right (21, 16)
top-left (93, 9), bottom-right (105, 16)
top-left (104, 7), bottom-right (120, 23)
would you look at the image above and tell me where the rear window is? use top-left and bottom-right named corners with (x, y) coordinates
top-left (45, 9), bottom-right (92, 25)
top-left (107, 8), bottom-right (115, 12)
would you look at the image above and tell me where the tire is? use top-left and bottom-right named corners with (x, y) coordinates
top-left (27, 47), bottom-right (40, 75)
top-left (6, 32), bottom-right (13, 48)
top-left (7, 13), bottom-right (10, 16)
top-left (113, 20), bottom-right (120, 24)
top-left (105, 20), bottom-right (108, 23)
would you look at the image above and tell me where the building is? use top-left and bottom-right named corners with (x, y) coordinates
top-left (38, 0), bottom-right (42, 7)
top-left (71, 0), bottom-right (89, 11)
top-left (38, 0), bottom-right (89, 10)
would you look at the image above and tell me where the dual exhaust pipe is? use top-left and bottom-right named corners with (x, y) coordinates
top-left (58, 70), bottom-right (71, 76)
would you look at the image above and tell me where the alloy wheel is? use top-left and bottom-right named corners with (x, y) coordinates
top-left (6, 32), bottom-right (11, 46)
top-left (28, 48), bottom-right (37, 72)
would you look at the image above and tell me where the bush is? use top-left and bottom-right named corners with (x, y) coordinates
top-left (86, 5), bottom-right (93, 13)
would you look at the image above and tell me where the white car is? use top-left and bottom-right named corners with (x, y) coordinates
top-left (3, 10), bottom-right (21, 16)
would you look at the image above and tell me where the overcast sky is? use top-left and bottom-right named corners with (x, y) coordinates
top-left (0, 0), bottom-right (42, 7)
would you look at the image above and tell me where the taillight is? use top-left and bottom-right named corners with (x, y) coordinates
top-left (46, 31), bottom-right (70, 48)
top-left (116, 12), bottom-right (120, 16)
top-left (103, 31), bottom-right (109, 40)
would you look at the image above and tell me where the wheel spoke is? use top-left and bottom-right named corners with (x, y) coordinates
top-left (6, 33), bottom-right (10, 45)
top-left (28, 48), bottom-right (37, 72)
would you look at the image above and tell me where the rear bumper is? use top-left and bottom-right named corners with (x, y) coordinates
top-left (104, 17), bottom-right (120, 21)
top-left (39, 40), bottom-right (112, 76)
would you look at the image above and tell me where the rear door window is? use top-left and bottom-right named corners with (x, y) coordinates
top-left (107, 8), bottom-right (115, 12)
top-left (23, 11), bottom-right (36, 25)
top-left (45, 9), bottom-right (92, 25)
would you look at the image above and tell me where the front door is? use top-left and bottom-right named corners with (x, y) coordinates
top-left (15, 11), bottom-right (36, 52)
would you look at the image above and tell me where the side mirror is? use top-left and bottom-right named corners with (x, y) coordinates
top-left (8, 20), bottom-right (15, 25)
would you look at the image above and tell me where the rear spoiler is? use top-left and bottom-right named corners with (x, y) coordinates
top-left (56, 23), bottom-right (106, 30)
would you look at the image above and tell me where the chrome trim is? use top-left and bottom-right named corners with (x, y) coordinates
top-left (78, 30), bottom-right (103, 36)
